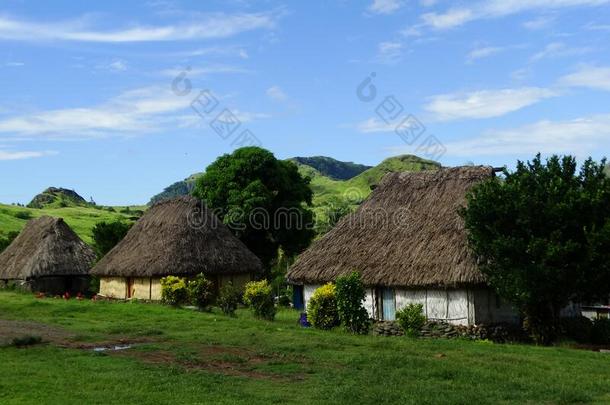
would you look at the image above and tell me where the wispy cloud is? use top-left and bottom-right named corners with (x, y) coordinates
top-left (375, 41), bottom-right (404, 64)
top-left (368, 0), bottom-right (403, 15)
top-left (3, 61), bottom-right (25, 67)
top-left (0, 86), bottom-right (197, 138)
top-left (0, 86), bottom-right (270, 139)
top-left (466, 46), bottom-right (503, 62)
top-left (440, 113), bottom-right (610, 157)
top-left (160, 65), bottom-right (251, 77)
top-left (266, 85), bottom-right (287, 102)
top-left (530, 42), bottom-right (592, 61)
top-left (560, 65), bottom-right (610, 91)
top-left (355, 117), bottom-right (397, 133)
top-left (0, 149), bottom-right (57, 160)
top-left (523, 15), bottom-right (556, 30)
top-left (104, 59), bottom-right (128, 72)
top-left (419, 1), bottom-right (610, 30)
top-left (425, 87), bottom-right (557, 121)
top-left (0, 12), bottom-right (278, 42)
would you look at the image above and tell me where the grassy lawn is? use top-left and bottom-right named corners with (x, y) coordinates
top-left (0, 291), bottom-right (609, 404)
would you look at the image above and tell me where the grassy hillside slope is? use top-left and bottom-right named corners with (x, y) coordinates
top-left (0, 204), bottom-right (142, 245)
top-left (300, 154), bottom-right (441, 205)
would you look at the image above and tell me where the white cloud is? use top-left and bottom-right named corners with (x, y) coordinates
top-left (160, 65), bottom-right (250, 77)
top-left (466, 46), bottom-right (503, 62)
top-left (421, 8), bottom-right (474, 29)
top-left (107, 60), bottom-right (127, 72)
top-left (530, 42), bottom-right (592, 61)
top-left (425, 87), bottom-right (557, 121)
top-left (0, 12), bottom-right (277, 42)
top-left (0, 86), bottom-right (192, 138)
top-left (420, 1), bottom-right (610, 30)
top-left (4, 61), bottom-right (24, 67)
top-left (266, 85), bottom-right (287, 102)
top-left (523, 15), bottom-right (556, 29)
top-left (355, 117), bottom-right (397, 133)
top-left (368, 0), bottom-right (403, 15)
top-left (0, 86), bottom-right (269, 139)
top-left (560, 65), bottom-right (610, 91)
top-left (376, 41), bottom-right (404, 63)
top-left (0, 150), bottom-right (57, 160)
top-left (441, 113), bottom-right (610, 157)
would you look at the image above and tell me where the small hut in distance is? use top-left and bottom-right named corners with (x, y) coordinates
top-left (0, 216), bottom-right (94, 294)
top-left (91, 196), bottom-right (262, 300)
top-left (287, 166), bottom-right (518, 325)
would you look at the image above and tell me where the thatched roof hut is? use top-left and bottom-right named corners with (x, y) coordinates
top-left (0, 216), bottom-right (95, 293)
top-left (91, 196), bottom-right (262, 299)
top-left (287, 166), bottom-right (494, 288)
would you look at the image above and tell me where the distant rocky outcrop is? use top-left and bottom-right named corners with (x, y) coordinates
top-left (27, 187), bottom-right (88, 209)
top-left (289, 156), bottom-right (372, 180)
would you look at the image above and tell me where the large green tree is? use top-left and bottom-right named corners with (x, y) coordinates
top-left (461, 154), bottom-right (610, 344)
top-left (193, 147), bottom-right (314, 268)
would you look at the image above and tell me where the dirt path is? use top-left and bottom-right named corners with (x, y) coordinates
top-left (0, 318), bottom-right (75, 346)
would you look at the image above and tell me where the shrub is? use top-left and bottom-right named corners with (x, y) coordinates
top-left (243, 280), bottom-right (276, 321)
top-left (218, 282), bottom-right (242, 316)
top-left (14, 211), bottom-right (32, 220)
top-left (335, 272), bottom-right (370, 334)
top-left (396, 304), bottom-right (426, 337)
top-left (11, 335), bottom-right (42, 347)
top-left (560, 316), bottom-right (593, 343)
top-left (591, 318), bottom-right (610, 345)
top-left (187, 273), bottom-right (213, 310)
top-left (307, 283), bottom-right (339, 330)
top-left (160, 276), bottom-right (188, 306)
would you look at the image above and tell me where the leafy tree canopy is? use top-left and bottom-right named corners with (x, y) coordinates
top-left (92, 220), bottom-right (132, 258)
top-left (193, 147), bottom-right (314, 268)
top-left (461, 154), bottom-right (610, 344)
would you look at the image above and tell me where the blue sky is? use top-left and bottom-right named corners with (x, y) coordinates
top-left (1, 0), bottom-right (610, 205)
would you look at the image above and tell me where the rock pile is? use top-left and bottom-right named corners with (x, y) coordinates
top-left (373, 321), bottom-right (404, 336)
top-left (373, 320), bottom-right (525, 342)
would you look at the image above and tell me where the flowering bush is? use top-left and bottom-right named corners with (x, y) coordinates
top-left (243, 280), bottom-right (276, 321)
top-left (336, 272), bottom-right (370, 334)
top-left (160, 276), bottom-right (188, 306)
top-left (308, 283), bottom-right (340, 330)
top-left (217, 282), bottom-right (242, 316)
top-left (187, 273), bottom-right (213, 310)
top-left (396, 303), bottom-right (426, 337)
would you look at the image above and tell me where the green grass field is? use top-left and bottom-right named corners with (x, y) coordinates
top-left (0, 204), bottom-right (144, 245)
top-left (1, 291), bottom-right (609, 404)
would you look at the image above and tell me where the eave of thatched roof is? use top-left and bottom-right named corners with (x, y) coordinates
top-left (91, 196), bottom-right (262, 277)
top-left (287, 166), bottom-right (494, 288)
top-left (0, 216), bottom-right (95, 280)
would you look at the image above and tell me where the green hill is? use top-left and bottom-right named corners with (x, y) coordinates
top-left (299, 154), bottom-right (441, 205)
top-left (27, 187), bottom-right (89, 209)
top-left (288, 156), bottom-right (371, 180)
top-left (148, 173), bottom-right (203, 206)
top-left (0, 203), bottom-right (144, 245)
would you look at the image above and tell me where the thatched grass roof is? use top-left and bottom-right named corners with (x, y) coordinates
top-left (287, 166), bottom-right (494, 288)
top-left (0, 216), bottom-right (95, 280)
top-left (91, 196), bottom-right (262, 277)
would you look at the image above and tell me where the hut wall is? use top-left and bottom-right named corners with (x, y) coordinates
top-left (363, 288), bottom-right (375, 317)
top-left (473, 288), bottom-right (519, 324)
top-left (303, 284), bottom-right (322, 310)
top-left (99, 277), bottom-right (127, 299)
top-left (395, 289), bottom-right (471, 325)
top-left (132, 278), bottom-right (152, 300)
top-left (151, 278), bottom-right (162, 300)
top-left (217, 273), bottom-right (252, 291)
